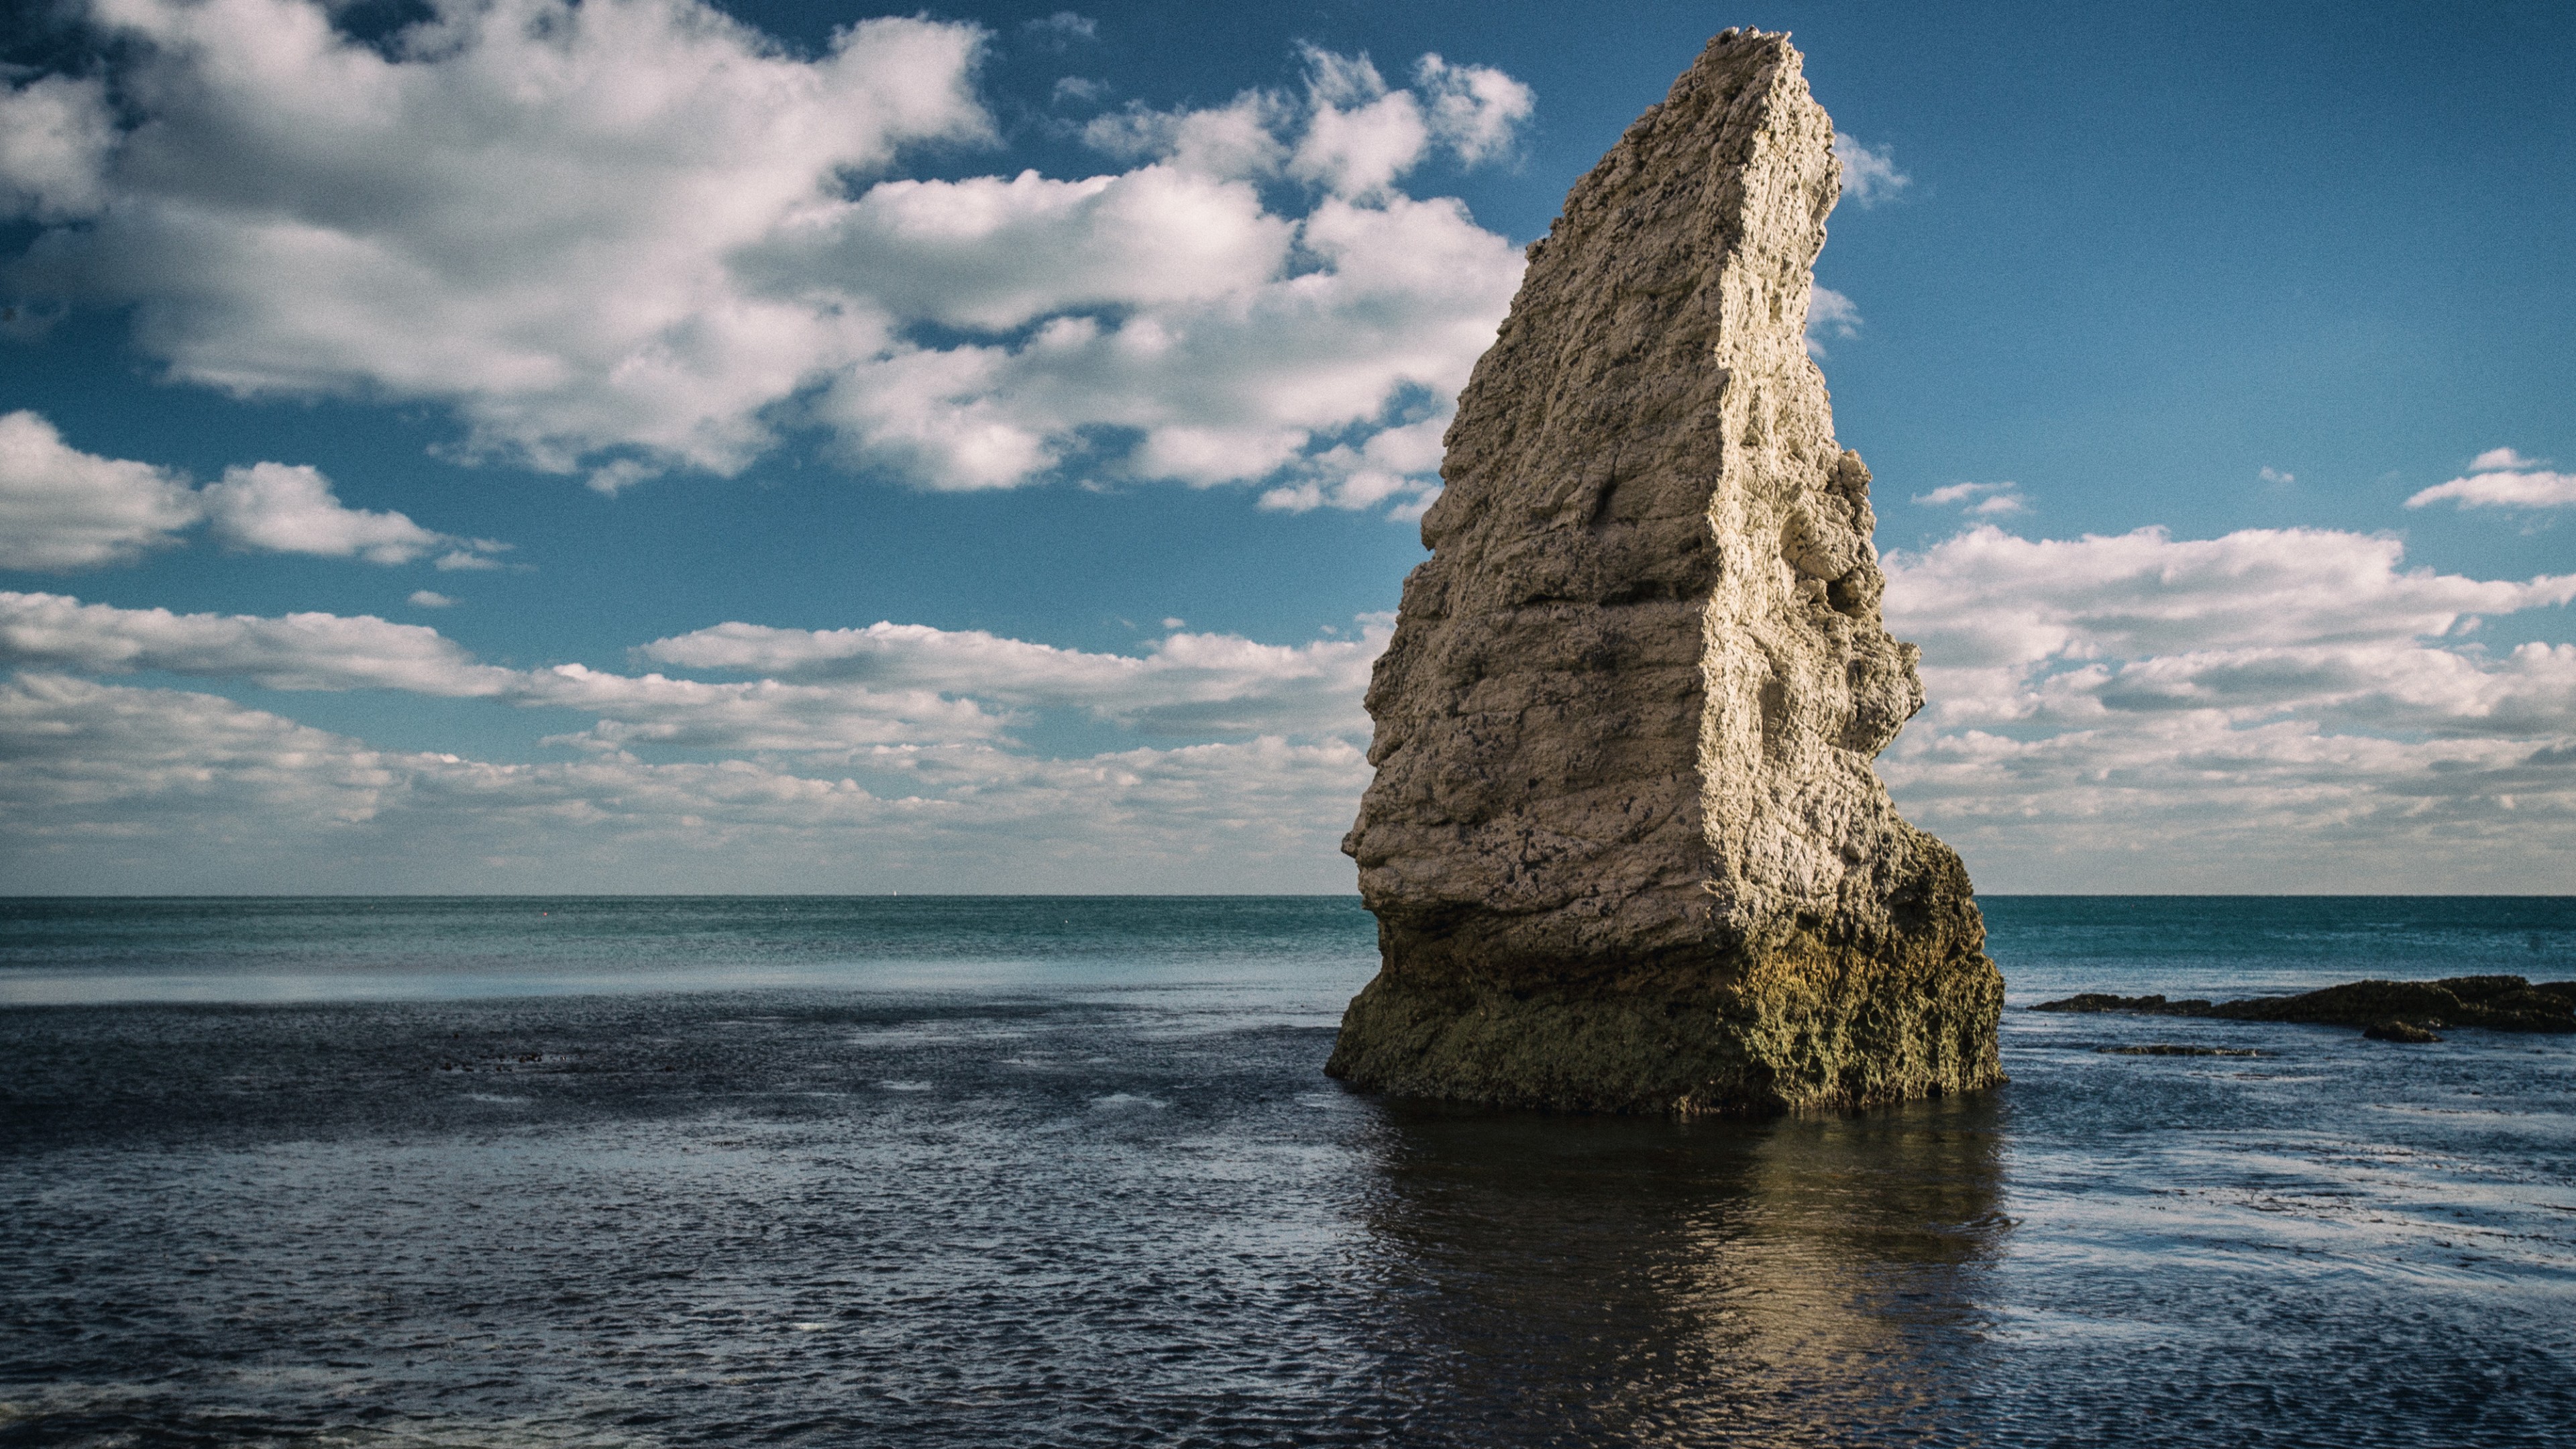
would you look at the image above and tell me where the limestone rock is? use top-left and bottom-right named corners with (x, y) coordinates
top-left (1326, 30), bottom-right (2004, 1116)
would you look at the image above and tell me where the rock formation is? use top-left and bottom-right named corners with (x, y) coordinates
top-left (1326, 31), bottom-right (2003, 1116)
top-left (2034, 977), bottom-right (2576, 1036)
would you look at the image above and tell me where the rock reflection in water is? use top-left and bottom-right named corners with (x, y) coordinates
top-left (1354, 1095), bottom-right (2006, 1444)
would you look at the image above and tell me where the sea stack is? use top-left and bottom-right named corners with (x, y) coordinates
top-left (1328, 31), bottom-right (2003, 1116)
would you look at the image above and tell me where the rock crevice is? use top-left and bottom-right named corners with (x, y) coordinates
top-left (1327, 30), bottom-right (2003, 1116)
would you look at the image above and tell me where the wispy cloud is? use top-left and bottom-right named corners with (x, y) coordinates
top-left (1023, 11), bottom-right (1097, 45)
top-left (1832, 133), bottom-right (1910, 207)
top-left (2406, 447), bottom-right (2576, 510)
top-left (1805, 285), bottom-right (1861, 359)
top-left (1912, 481), bottom-right (2027, 516)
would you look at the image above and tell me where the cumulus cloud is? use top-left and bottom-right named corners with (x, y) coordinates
top-left (0, 410), bottom-right (201, 570)
top-left (0, 411), bottom-right (502, 570)
top-left (409, 590), bottom-right (455, 608)
top-left (201, 462), bottom-right (504, 566)
top-left (2406, 447), bottom-right (2576, 510)
top-left (0, 74), bottom-right (113, 221)
top-left (1877, 525), bottom-right (2576, 890)
top-left (1832, 134), bottom-right (1909, 207)
top-left (5, 0), bottom-right (1529, 515)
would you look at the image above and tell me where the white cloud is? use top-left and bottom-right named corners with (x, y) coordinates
top-left (0, 591), bottom-right (1386, 759)
top-left (1805, 285), bottom-right (1860, 358)
top-left (0, 589), bottom-right (1395, 895)
top-left (1831, 133), bottom-right (1909, 207)
top-left (8, 520), bottom-right (2569, 889)
top-left (0, 673), bottom-right (1370, 892)
top-left (0, 74), bottom-right (114, 221)
top-left (1913, 480), bottom-right (2025, 516)
top-left (8, 0), bottom-right (1529, 515)
top-left (0, 590), bottom-right (513, 694)
top-left (1273, 47), bottom-right (1530, 200)
top-left (409, 590), bottom-right (454, 608)
top-left (1289, 53), bottom-right (1432, 200)
top-left (1413, 54), bottom-right (1534, 166)
top-left (2259, 466), bottom-right (2294, 484)
top-left (0, 591), bottom-right (1002, 750)
top-left (2406, 448), bottom-right (2576, 509)
top-left (0, 596), bottom-right (1386, 889)
top-left (0, 411), bottom-right (505, 570)
top-left (13, 0), bottom-right (990, 478)
top-left (201, 462), bottom-right (499, 566)
top-left (1876, 525), bottom-right (2576, 890)
top-left (635, 614), bottom-right (1387, 739)
top-left (0, 410), bottom-right (202, 570)
top-left (1888, 526), bottom-right (2575, 677)
top-left (1024, 11), bottom-right (1097, 44)
top-left (1257, 415), bottom-right (1448, 517)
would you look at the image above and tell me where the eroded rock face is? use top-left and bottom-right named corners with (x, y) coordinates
top-left (1327, 31), bottom-right (2003, 1116)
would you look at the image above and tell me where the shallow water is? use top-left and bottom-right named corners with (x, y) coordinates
top-left (3, 896), bottom-right (2571, 1446)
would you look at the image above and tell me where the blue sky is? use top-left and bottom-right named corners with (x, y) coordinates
top-left (1, 0), bottom-right (2570, 893)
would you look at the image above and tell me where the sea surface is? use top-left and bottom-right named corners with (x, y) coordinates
top-left (3, 896), bottom-right (2572, 1448)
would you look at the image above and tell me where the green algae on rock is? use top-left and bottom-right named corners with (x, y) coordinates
top-left (1326, 32), bottom-right (2003, 1117)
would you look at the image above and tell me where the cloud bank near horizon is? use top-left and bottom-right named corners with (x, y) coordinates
top-left (3, 521), bottom-right (2568, 892)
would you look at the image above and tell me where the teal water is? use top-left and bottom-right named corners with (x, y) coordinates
top-left (3, 896), bottom-right (2571, 1446)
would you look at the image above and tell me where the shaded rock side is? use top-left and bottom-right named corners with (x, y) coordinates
top-left (1328, 31), bottom-right (2002, 1116)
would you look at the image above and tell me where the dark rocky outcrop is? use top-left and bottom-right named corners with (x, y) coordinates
top-left (1326, 31), bottom-right (2002, 1116)
top-left (2033, 976), bottom-right (2574, 1038)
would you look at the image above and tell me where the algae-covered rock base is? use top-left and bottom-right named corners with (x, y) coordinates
top-left (1327, 31), bottom-right (2003, 1117)
top-left (2033, 975), bottom-right (2575, 1042)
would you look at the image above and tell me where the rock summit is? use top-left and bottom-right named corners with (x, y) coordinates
top-left (1327, 31), bottom-right (2004, 1116)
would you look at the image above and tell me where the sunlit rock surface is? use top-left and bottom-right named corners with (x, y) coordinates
top-left (1329, 31), bottom-right (2004, 1115)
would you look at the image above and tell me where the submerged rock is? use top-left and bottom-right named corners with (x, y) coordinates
top-left (2032, 976), bottom-right (2573, 1037)
top-left (2363, 1020), bottom-right (2443, 1044)
top-left (2034, 993), bottom-right (2216, 1016)
top-left (1326, 32), bottom-right (2003, 1117)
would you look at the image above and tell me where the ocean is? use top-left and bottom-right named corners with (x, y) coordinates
top-left (3, 896), bottom-right (2571, 1447)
